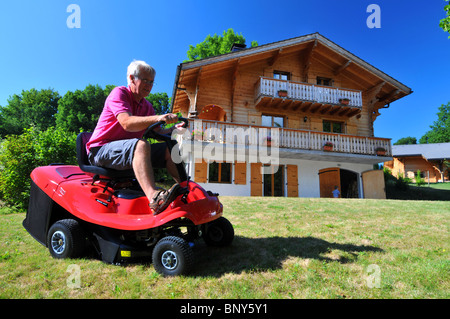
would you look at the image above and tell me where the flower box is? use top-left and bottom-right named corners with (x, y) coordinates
top-left (191, 130), bottom-right (204, 141)
top-left (323, 142), bottom-right (333, 151)
top-left (339, 98), bottom-right (350, 105)
top-left (375, 147), bottom-right (386, 156)
top-left (278, 90), bottom-right (288, 97)
top-left (264, 136), bottom-right (272, 146)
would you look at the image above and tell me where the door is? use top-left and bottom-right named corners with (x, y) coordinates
top-left (319, 167), bottom-right (341, 198)
top-left (362, 170), bottom-right (386, 199)
top-left (250, 163), bottom-right (262, 196)
top-left (263, 165), bottom-right (284, 197)
top-left (340, 169), bottom-right (359, 198)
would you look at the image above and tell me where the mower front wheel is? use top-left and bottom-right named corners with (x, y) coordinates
top-left (152, 236), bottom-right (193, 276)
top-left (203, 217), bottom-right (234, 247)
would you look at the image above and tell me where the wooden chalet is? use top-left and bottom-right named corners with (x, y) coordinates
top-left (170, 33), bottom-right (412, 199)
top-left (384, 143), bottom-right (450, 183)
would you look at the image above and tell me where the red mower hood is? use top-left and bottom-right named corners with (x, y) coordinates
top-left (30, 165), bottom-right (223, 231)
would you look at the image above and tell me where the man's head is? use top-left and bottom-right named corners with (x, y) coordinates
top-left (127, 60), bottom-right (156, 100)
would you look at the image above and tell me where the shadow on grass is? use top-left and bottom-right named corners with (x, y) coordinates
top-left (386, 184), bottom-right (450, 201)
top-left (191, 236), bottom-right (383, 277)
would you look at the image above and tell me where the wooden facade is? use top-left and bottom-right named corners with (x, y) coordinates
top-left (171, 33), bottom-right (412, 198)
top-left (385, 156), bottom-right (445, 183)
top-left (384, 143), bottom-right (450, 183)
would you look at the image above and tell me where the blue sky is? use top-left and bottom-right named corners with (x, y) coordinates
top-left (1, 0), bottom-right (449, 143)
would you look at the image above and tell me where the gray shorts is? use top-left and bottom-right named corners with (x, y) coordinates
top-left (88, 138), bottom-right (167, 170)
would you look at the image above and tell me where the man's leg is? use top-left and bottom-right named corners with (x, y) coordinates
top-left (164, 148), bottom-right (181, 184)
top-left (134, 141), bottom-right (185, 212)
top-left (132, 139), bottom-right (159, 202)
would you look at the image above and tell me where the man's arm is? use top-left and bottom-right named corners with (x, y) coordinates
top-left (117, 112), bottom-right (178, 132)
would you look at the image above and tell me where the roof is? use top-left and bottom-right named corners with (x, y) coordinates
top-left (392, 143), bottom-right (450, 160)
top-left (171, 32), bottom-right (413, 113)
top-left (177, 32), bottom-right (412, 93)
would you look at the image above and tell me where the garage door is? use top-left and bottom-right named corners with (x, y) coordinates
top-left (319, 167), bottom-right (341, 198)
top-left (362, 170), bottom-right (386, 199)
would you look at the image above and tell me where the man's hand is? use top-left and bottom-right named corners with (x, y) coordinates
top-left (158, 113), bottom-right (178, 124)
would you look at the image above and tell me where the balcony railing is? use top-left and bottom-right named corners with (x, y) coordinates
top-left (255, 77), bottom-right (363, 108)
top-left (181, 120), bottom-right (391, 157)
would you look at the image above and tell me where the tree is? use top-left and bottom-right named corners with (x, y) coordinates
top-left (56, 85), bottom-right (172, 133)
top-left (0, 88), bottom-right (60, 136)
top-left (0, 126), bottom-right (77, 209)
top-left (419, 102), bottom-right (450, 143)
top-left (440, 0), bottom-right (450, 37)
top-left (56, 84), bottom-right (115, 133)
top-left (146, 92), bottom-right (171, 115)
top-left (186, 28), bottom-right (258, 62)
top-left (394, 136), bottom-right (417, 145)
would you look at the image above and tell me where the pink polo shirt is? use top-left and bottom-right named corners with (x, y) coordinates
top-left (86, 86), bottom-right (155, 153)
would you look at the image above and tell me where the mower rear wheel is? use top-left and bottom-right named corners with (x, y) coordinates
top-left (47, 219), bottom-right (86, 259)
top-left (152, 236), bottom-right (193, 276)
top-left (203, 217), bottom-right (234, 247)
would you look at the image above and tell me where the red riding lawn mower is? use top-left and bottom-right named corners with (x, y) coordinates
top-left (23, 118), bottom-right (234, 276)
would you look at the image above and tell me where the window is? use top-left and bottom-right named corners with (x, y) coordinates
top-left (262, 115), bottom-right (284, 128)
top-left (208, 162), bottom-right (232, 183)
top-left (323, 120), bottom-right (343, 133)
top-left (274, 71), bottom-right (290, 81)
top-left (414, 170), bottom-right (425, 178)
top-left (263, 165), bottom-right (284, 197)
top-left (317, 77), bottom-right (333, 86)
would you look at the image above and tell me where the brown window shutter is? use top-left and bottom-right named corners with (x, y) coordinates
top-left (234, 162), bottom-right (247, 185)
top-left (194, 159), bottom-right (208, 183)
top-left (286, 165), bottom-right (299, 197)
top-left (250, 163), bottom-right (262, 196)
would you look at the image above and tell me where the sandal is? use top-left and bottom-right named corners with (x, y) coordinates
top-left (149, 183), bottom-right (187, 215)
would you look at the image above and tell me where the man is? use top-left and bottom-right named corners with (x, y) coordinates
top-left (86, 60), bottom-right (184, 214)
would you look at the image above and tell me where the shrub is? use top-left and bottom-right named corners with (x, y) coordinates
top-left (0, 126), bottom-right (77, 210)
top-left (415, 170), bottom-right (426, 187)
top-left (383, 167), bottom-right (410, 191)
top-left (395, 172), bottom-right (411, 190)
top-left (0, 129), bottom-right (36, 208)
top-left (34, 126), bottom-right (77, 165)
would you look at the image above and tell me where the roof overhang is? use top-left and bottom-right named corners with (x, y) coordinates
top-left (172, 32), bottom-right (412, 112)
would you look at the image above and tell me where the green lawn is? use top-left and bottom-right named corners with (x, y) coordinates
top-left (1, 197), bottom-right (449, 299)
top-left (424, 182), bottom-right (450, 190)
top-left (387, 182), bottom-right (450, 201)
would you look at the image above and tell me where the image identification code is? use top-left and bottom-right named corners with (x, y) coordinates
top-left (180, 303), bottom-right (268, 316)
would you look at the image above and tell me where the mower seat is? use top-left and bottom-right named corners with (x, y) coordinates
top-left (76, 132), bottom-right (136, 179)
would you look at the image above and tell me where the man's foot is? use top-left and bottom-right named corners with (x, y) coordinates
top-left (149, 183), bottom-right (186, 215)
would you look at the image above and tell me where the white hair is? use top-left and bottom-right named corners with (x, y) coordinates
top-left (127, 60), bottom-right (156, 85)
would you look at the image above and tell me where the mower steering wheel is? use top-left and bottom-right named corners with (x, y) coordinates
top-left (144, 117), bottom-right (189, 142)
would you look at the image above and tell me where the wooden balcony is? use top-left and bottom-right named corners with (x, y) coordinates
top-left (179, 120), bottom-right (392, 164)
top-left (254, 77), bottom-right (363, 117)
